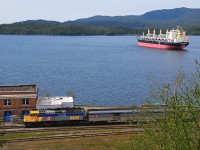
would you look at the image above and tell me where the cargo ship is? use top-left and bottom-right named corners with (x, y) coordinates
top-left (137, 26), bottom-right (189, 50)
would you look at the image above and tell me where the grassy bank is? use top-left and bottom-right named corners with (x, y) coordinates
top-left (2, 134), bottom-right (133, 150)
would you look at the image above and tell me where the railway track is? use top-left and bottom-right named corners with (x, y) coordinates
top-left (0, 124), bottom-right (140, 135)
top-left (0, 129), bottom-right (143, 144)
top-left (0, 125), bottom-right (24, 129)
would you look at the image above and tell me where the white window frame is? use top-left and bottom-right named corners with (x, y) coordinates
top-left (4, 99), bottom-right (11, 106)
top-left (22, 98), bottom-right (29, 105)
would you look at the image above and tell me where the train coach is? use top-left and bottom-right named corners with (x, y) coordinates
top-left (87, 109), bottom-right (138, 123)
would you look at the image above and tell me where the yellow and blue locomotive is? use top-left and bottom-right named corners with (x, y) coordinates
top-left (24, 108), bottom-right (85, 127)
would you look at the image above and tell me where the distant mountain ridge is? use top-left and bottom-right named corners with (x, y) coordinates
top-left (3, 7), bottom-right (200, 28)
top-left (64, 7), bottom-right (200, 28)
top-left (1, 7), bottom-right (200, 35)
top-left (140, 7), bottom-right (199, 20)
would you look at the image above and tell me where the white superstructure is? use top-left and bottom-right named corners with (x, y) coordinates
top-left (144, 26), bottom-right (189, 43)
top-left (166, 27), bottom-right (188, 43)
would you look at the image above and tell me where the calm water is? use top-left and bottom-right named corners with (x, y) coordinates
top-left (0, 35), bottom-right (199, 106)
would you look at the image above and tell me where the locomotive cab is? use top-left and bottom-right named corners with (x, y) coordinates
top-left (24, 110), bottom-right (43, 127)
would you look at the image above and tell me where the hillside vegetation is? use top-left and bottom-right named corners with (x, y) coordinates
top-left (0, 7), bottom-right (200, 35)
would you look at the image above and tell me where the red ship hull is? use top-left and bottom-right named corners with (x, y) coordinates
top-left (138, 42), bottom-right (186, 50)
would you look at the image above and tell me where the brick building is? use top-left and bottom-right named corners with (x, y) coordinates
top-left (0, 84), bottom-right (38, 121)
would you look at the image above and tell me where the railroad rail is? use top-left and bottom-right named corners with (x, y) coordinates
top-left (0, 129), bottom-right (143, 144)
top-left (0, 124), bottom-right (140, 135)
top-left (0, 125), bottom-right (24, 129)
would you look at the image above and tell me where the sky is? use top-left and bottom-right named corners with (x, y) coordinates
top-left (1, 0), bottom-right (200, 24)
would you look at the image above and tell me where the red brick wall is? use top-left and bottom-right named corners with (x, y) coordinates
top-left (0, 98), bottom-right (37, 108)
top-left (0, 85), bottom-right (38, 120)
top-left (0, 98), bottom-right (37, 119)
top-left (0, 108), bottom-right (34, 118)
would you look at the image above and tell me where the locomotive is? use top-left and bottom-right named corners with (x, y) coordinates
top-left (24, 107), bottom-right (139, 127)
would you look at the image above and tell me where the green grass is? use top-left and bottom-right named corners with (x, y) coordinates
top-left (2, 134), bottom-right (133, 150)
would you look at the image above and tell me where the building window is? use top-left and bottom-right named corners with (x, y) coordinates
top-left (22, 98), bottom-right (29, 105)
top-left (4, 99), bottom-right (11, 106)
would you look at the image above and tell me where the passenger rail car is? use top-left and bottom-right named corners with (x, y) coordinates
top-left (24, 108), bottom-right (85, 127)
top-left (87, 109), bottom-right (138, 122)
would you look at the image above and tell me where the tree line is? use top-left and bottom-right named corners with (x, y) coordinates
top-left (0, 23), bottom-right (200, 35)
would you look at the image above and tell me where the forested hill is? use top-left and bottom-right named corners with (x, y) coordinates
top-left (0, 7), bottom-right (200, 35)
top-left (65, 7), bottom-right (200, 28)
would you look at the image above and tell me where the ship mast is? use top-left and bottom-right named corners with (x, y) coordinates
top-left (159, 29), bottom-right (162, 38)
top-left (147, 29), bottom-right (150, 38)
top-left (153, 29), bottom-right (156, 38)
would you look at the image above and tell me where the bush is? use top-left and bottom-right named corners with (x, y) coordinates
top-left (129, 60), bottom-right (200, 150)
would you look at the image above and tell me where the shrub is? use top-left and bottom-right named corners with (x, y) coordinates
top-left (130, 60), bottom-right (200, 150)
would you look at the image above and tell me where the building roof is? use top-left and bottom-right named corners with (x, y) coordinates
top-left (36, 96), bottom-right (74, 109)
top-left (37, 96), bottom-right (73, 105)
top-left (0, 84), bottom-right (38, 92)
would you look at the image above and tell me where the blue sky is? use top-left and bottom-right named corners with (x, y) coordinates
top-left (1, 0), bottom-right (200, 24)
